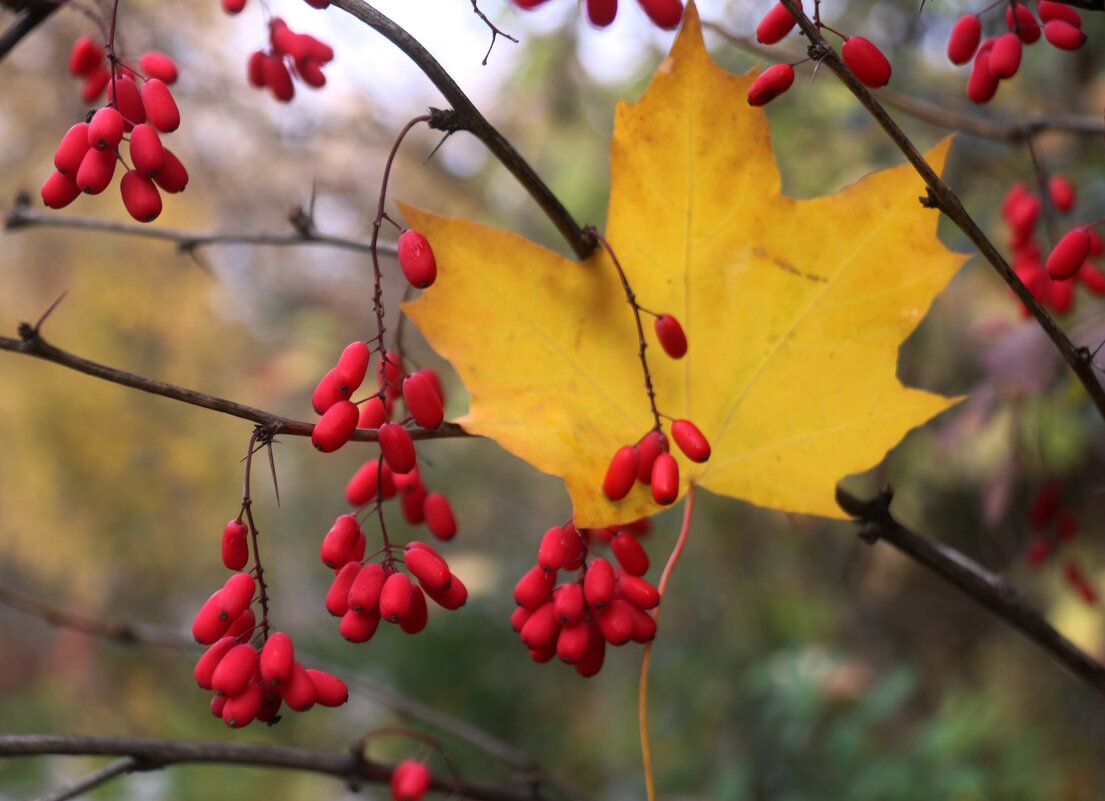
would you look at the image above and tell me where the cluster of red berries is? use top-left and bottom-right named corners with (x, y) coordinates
top-left (323, 526), bottom-right (466, 642)
top-left (41, 37), bottom-right (187, 221)
top-left (192, 520), bottom-right (348, 727)
top-left (391, 759), bottom-right (432, 801)
top-left (512, 519), bottom-right (659, 676)
top-left (246, 18), bottom-right (335, 102)
top-left (748, 2), bottom-right (891, 107)
top-left (948, 1), bottom-right (1087, 104)
top-left (510, 0), bottom-right (684, 30)
top-left (601, 311), bottom-right (707, 506)
top-left (1001, 179), bottom-right (1105, 316)
top-left (1024, 481), bottom-right (1097, 604)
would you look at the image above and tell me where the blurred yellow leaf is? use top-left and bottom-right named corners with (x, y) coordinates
top-left (402, 4), bottom-right (965, 526)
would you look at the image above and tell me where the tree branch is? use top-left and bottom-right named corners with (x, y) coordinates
top-left (0, 735), bottom-right (564, 801)
top-left (0, 326), bottom-right (470, 442)
top-left (0, 0), bottom-right (63, 64)
top-left (32, 757), bottom-right (140, 801)
top-left (837, 487), bottom-right (1105, 697)
top-left (4, 201), bottom-right (394, 257)
top-left (326, 0), bottom-right (594, 260)
top-left (776, 0), bottom-right (1105, 426)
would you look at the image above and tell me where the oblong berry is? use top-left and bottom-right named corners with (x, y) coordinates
top-left (423, 574), bottom-right (467, 610)
top-left (538, 526), bottom-right (570, 572)
top-left (514, 565), bottom-right (555, 609)
top-left (335, 341), bottom-right (370, 393)
top-left (1043, 20), bottom-right (1086, 50)
top-left (88, 107), bottom-right (124, 151)
top-left (221, 519), bottom-right (249, 571)
top-left (222, 681), bottom-right (262, 728)
top-left (624, 601), bottom-right (658, 642)
top-left (1046, 228), bottom-right (1091, 280)
top-left (636, 430), bottom-right (667, 484)
top-left (379, 421), bottom-right (417, 474)
top-left (54, 123), bottom-right (92, 175)
top-left (399, 586), bottom-right (429, 634)
top-left (247, 50), bottom-right (267, 88)
top-left (583, 557), bottom-right (615, 609)
top-left (312, 399), bottom-right (359, 452)
top-left (40, 172), bottom-right (81, 210)
top-left (320, 514), bottom-right (361, 568)
top-left (603, 445), bottom-right (639, 501)
top-left (966, 50), bottom-right (999, 104)
top-left (192, 591), bottom-right (231, 644)
top-left (119, 170), bottom-right (162, 223)
top-left (1049, 175), bottom-right (1076, 213)
top-left (81, 66), bottom-right (110, 103)
top-left (280, 662), bottom-right (316, 711)
top-left (297, 58), bottom-right (327, 88)
top-left (326, 562), bottom-right (361, 617)
top-left (1080, 262), bottom-right (1105, 295)
top-left (637, 0), bottom-right (683, 29)
top-left (756, 2), bottom-right (798, 45)
top-left (153, 148), bottom-right (188, 193)
top-left (596, 601), bottom-right (633, 646)
top-left (129, 123), bottom-right (165, 177)
top-left (1005, 5), bottom-right (1040, 43)
top-left (841, 36), bottom-right (891, 88)
top-left (358, 395), bottom-right (389, 429)
top-left (747, 63), bottom-right (795, 107)
top-left (391, 760), bottom-right (431, 801)
top-left (210, 643), bottom-right (258, 697)
top-left (574, 623), bottom-right (606, 677)
top-left (340, 607), bottom-right (381, 642)
top-left (306, 669), bottom-right (349, 707)
top-left (263, 55), bottom-right (295, 102)
top-left (611, 531), bottom-right (650, 577)
top-left (988, 33), bottom-right (1022, 79)
top-left (586, 0), bottom-right (617, 27)
top-left (140, 78), bottom-right (180, 133)
top-left (617, 575), bottom-right (661, 609)
top-left (671, 419), bottom-right (710, 462)
top-left (554, 582), bottom-right (586, 624)
top-left (346, 459), bottom-right (383, 507)
top-left (225, 607), bottom-right (255, 641)
top-left (260, 631), bottom-right (295, 685)
top-left (69, 36), bottom-right (103, 77)
top-left (348, 562), bottom-right (387, 613)
top-left (76, 147), bottom-right (117, 195)
top-left (947, 14), bottom-right (982, 64)
top-left (379, 571), bottom-right (414, 623)
top-left (312, 368), bottom-right (348, 415)
top-left (650, 453), bottom-right (679, 506)
top-left (423, 492), bottom-right (457, 540)
top-left (108, 74), bottom-right (145, 127)
top-left (402, 372), bottom-right (444, 429)
top-left (401, 484), bottom-right (428, 524)
top-left (557, 621), bottom-right (591, 663)
top-left (654, 314), bottom-right (687, 358)
top-left (397, 229), bottom-right (438, 288)
top-left (194, 636), bottom-right (237, 689)
top-left (218, 572), bottom-right (256, 621)
top-left (1038, 0), bottom-right (1081, 27)
top-left (404, 544), bottom-right (452, 591)
top-left (519, 602), bottom-right (561, 650)
top-left (138, 51), bottom-right (179, 84)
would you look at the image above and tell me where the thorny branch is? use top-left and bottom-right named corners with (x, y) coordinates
top-left (837, 487), bottom-right (1105, 698)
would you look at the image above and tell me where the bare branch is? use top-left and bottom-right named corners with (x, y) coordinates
top-left (776, 0), bottom-right (1105, 426)
top-left (326, 0), bottom-right (594, 260)
top-left (0, 735), bottom-right (568, 801)
top-left (468, 0), bottom-right (519, 66)
top-left (4, 202), bottom-right (395, 257)
top-left (837, 487), bottom-right (1105, 697)
top-left (0, 0), bottom-right (63, 64)
top-left (32, 757), bottom-right (140, 801)
top-left (0, 327), bottom-right (471, 442)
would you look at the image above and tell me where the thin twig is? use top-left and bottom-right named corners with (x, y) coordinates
top-left (837, 486), bottom-right (1105, 696)
top-left (0, 735), bottom-right (565, 801)
top-left (0, 0), bottom-right (64, 63)
top-left (3, 203), bottom-right (397, 257)
top-left (326, 0), bottom-right (594, 259)
top-left (776, 0), bottom-right (1105, 426)
top-left (468, 0), bottom-right (518, 66)
top-left (0, 328), bottom-right (469, 442)
top-left (32, 756), bottom-right (141, 801)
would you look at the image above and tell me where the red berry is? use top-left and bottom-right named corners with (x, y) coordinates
top-left (574, 623), bottom-right (606, 677)
top-left (514, 565), bottom-right (556, 609)
top-left (654, 314), bottom-right (687, 358)
top-left (650, 453), bottom-right (679, 506)
top-left (140, 79), bottom-right (180, 133)
top-left (400, 586), bottom-right (429, 634)
top-left (222, 682), bottom-right (262, 728)
top-left (377, 350), bottom-right (404, 389)
top-left (404, 544), bottom-right (452, 592)
top-left (596, 600), bottom-right (633, 645)
top-left (225, 607), bottom-right (255, 641)
top-left (624, 601), bottom-right (658, 642)
top-left (210, 643), bottom-right (258, 697)
top-left (988, 33), bottom-right (1022, 79)
top-left (397, 229), bottom-right (438, 288)
top-left (340, 606), bottom-right (381, 642)
top-left (554, 582), bottom-right (586, 623)
top-left (54, 123), bottom-right (92, 175)
top-left (966, 50), bottom-right (999, 104)
top-left (1051, 276), bottom-right (1074, 314)
top-left (1005, 5), bottom-right (1040, 43)
top-left (281, 662), bottom-right (317, 711)
top-left (400, 483), bottom-right (428, 524)
top-left (326, 562), bottom-right (361, 616)
top-left (348, 562), bottom-right (387, 613)
top-left (297, 59), bottom-right (327, 88)
top-left (379, 422), bottom-right (417, 474)
top-left (611, 531), bottom-right (650, 576)
top-left (391, 759), bottom-right (431, 801)
top-left (192, 591), bottom-right (231, 644)
top-left (379, 572), bottom-right (414, 623)
top-left (108, 74), bottom-right (145, 127)
top-left (1046, 228), bottom-right (1090, 280)
top-left (138, 51), bottom-right (179, 84)
top-left (747, 63), bottom-right (795, 107)
top-left (260, 631), bottom-right (295, 685)
top-left (359, 395), bottom-right (389, 429)
top-left (603, 445), bottom-right (639, 500)
top-left (218, 573), bottom-right (256, 621)
top-left (320, 514), bottom-right (361, 568)
top-left (306, 669), bottom-right (349, 706)
top-left (1006, 189), bottom-right (1040, 233)
top-left (423, 574), bottom-right (467, 610)
top-left (557, 621), bottom-right (591, 663)
top-left (194, 637), bottom-right (237, 689)
top-left (312, 368), bottom-right (348, 415)
top-left (1027, 480), bottom-right (1061, 530)
top-left (40, 171), bottom-right (81, 210)
top-left (586, 0), bottom-right (617, 27)
top-left (520, 602), bottom-right (561, 650)
top-left (947, 14), bottom-right (981, 63)
top-left (537, 526), bottom-right (570, 571)
top-left (756, 2), bottom-right (798, 45)
top-left (841, 36), bottom-right (892, 88)
top-left (69, 36), bottom-right (103, 77)
top-left (222, 0), bottom-right (248, 13)
top-left (402, 372), bottom-right (444, 429)
top-left (76, 147), bottom-right (117, 195)
top-left (119, 170), bottom-right (163, 223)
top-left (312, 399), bottom-right (359, 452)
top-left (1043, 20), bottom-right (1086, 50)
top-left (88, 107), bottom-right (124, 151)
top-left (221, 519), bottom-right (249, 571)
top-left (423, 492), bottom-right (457, 540)
top-left (263, 55), bottom-right (295, 102)
top-left (671, 419), bottom-right (710, 462)
top-left (636, 0), bottom-right (683, 29)
top-left (583, 557), bottom-right (616, 609)
top-left (636, 429), bottom-right (668, 484)
top-left (1038, 1), bottom-right (1081, 27)
top-left (617, 574), bottom-right (660, 609)
top-left (129, 124), bottom-right (165, 177)
top-left (153, 148), bottom-right (188, 193)
top-left (346, 459), bottom-right (384, 506)
top-left (1079, 262), bottom-right (1105, 295)
top-left (1048, 175), bottom-right (1076, 213)
top-left (82, 66), bottom-right (110, 102)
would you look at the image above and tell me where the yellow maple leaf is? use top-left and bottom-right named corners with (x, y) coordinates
top-left (402, 4), bottom-right (966, 526)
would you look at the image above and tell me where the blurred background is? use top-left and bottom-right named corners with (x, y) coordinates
top-left (1, 0), bottom-right (1105, 798)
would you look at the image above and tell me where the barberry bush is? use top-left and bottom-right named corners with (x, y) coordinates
top-left (1, 0), bottom-right (1105, 798)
